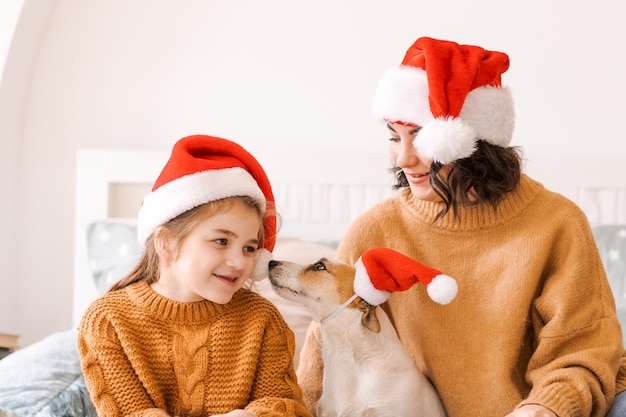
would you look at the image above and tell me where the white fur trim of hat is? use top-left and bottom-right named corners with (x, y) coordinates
top-left (137, 167), bottom-right (265, 246)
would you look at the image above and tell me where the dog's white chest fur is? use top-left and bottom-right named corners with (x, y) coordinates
top-left (318, 307), bottom-right (446, 417)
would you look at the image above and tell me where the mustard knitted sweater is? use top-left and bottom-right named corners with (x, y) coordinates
top-left (78, 281), bottom-right (312, 417)
top-left (296, 175), bottom-right (626, 417)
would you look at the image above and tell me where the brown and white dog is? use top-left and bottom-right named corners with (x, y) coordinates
top-left (268, 256), bottom-right (447, 417)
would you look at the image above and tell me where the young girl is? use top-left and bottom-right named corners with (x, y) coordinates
top-left (296, 37), bottom-right (626, 417)
top-left (78, 135), bottom-right (312, 417)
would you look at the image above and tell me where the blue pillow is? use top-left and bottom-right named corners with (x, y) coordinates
top-left (0, 329), bottom-right (96, 417)
top-left (592, 225), bottom-right (626, 345)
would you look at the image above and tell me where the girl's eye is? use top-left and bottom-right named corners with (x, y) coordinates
top-left (312, 261), bottom-right (326, 271)
top-left (214, 238), bottom-right (227, 246)
top-left (388, 136), bottom-right (400, 143)
top-left (244, 246), bottom-right (257, 253)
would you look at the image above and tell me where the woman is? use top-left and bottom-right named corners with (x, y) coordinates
top-left (296, 37), bottom-right (626, 417)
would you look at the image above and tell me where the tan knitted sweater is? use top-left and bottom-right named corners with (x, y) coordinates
top-left (78, 281), bottom-right (312, 417)
top-left (297, 175), bottom-right (626, 417)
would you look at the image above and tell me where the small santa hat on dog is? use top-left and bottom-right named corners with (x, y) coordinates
top-left (137, 134), bottom-right (276, 281)
top-left (354, 247), bottom-right (457, 305)
top-left (371, 36), bottom-right (514, 165)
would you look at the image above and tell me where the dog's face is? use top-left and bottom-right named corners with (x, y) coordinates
top-left (268, 258), bottom-right (380, 331)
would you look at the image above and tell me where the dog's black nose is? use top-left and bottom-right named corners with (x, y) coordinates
top-left (268, 260), bottom-right (280, 269)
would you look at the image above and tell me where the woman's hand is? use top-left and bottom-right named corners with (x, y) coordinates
top-left (506, 404), bottom-right (557, 417)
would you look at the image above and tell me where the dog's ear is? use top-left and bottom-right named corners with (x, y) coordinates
top-left (358, 298), bottom-right (381, 333)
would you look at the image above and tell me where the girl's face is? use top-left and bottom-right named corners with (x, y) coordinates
top-left (153, 201), bottom-right (262, 304)
top-left (387, 122), bottom-right (446, 202)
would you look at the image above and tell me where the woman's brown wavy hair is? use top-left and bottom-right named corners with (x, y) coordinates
top-left (392, 140), bottom-right (524, 220)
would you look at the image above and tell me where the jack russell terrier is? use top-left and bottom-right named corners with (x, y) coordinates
top-left (268, 247), bottom-right (457, 417)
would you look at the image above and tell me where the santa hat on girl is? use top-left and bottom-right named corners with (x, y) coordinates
top-left (354, 247), bottom-right (457, 305)
top-left (137, 134), bottom-right (276, 281)
top-left (371, 36), bottom-right (515, 165)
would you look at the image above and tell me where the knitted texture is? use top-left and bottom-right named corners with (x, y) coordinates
top-left (297, 175), bottom-right (625, 417)
top-left (78, 282), bottom-right (312, 417)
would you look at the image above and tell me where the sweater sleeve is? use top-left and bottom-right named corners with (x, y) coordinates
top-left (616, 354), bottom-right (626, 392)
top-left (78, 303), bottom-right (166, 417)
top-left (245, 313), bottom-right (313, 417)
top-left (520, 217), bottom-right (623, 417)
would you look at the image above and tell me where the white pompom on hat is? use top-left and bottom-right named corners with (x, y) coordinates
top-left (137, 134), bottom-right (276, 281)
top-left (354, 247), bottom-right (458, 306)
top-left (371, 36), bottom-right (515, 164)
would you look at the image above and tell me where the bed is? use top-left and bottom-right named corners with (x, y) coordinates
top-left (1, 148), bottom-right (625, 417)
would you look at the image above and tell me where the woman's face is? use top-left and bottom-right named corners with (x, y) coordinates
top-left (387, 122), bottom-right (446, 202)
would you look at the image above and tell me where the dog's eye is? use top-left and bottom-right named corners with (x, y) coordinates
top-left (312, 261), bottom-right (326, 271)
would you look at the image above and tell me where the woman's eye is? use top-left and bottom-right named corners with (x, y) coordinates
top-left (388, 136), bottom-right (400, 143)
top-left (214, 238), bottom-right (227, 246)
top-left (313, 261), bottom-right (326, 271)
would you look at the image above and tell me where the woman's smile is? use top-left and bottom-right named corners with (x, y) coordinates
top-left (403, 171), bottom-right (431, 185)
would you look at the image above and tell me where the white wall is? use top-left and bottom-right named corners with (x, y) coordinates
top-left (0, 0), bottom-right (60, 339)
top-left (2, 0), bottom-right (626, 346)
top-left (0, 0), bottom-right (24, 339)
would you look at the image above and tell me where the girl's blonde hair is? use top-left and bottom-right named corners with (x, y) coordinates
top-left (108, 195), bottom-right (275, 292)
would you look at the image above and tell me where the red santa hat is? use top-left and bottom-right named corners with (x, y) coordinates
top-left (371, 36), bottom-right (515, 164)
top-left (354, 247), bottom-right (457, 305)
top-left (137, 134), bottom-right (276, 280)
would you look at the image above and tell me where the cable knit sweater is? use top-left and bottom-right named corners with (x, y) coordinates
top-left (296, 175), bottom-right (626, 417)
top-left (78, 281), bottom-right (312, 417)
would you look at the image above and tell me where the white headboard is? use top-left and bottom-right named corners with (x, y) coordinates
top-left (74, 150), bottom-right (626, 325)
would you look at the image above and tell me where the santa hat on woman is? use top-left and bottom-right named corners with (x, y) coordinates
top-left (137, 134), bottom-right (276, 281)
top-left (371, 36), bottom-right (515, 165)
top-left (354, 247), bottom-right (457, 305)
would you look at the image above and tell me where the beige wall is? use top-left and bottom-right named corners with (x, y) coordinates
top-left (2, 0), bottom-right (626, 347)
